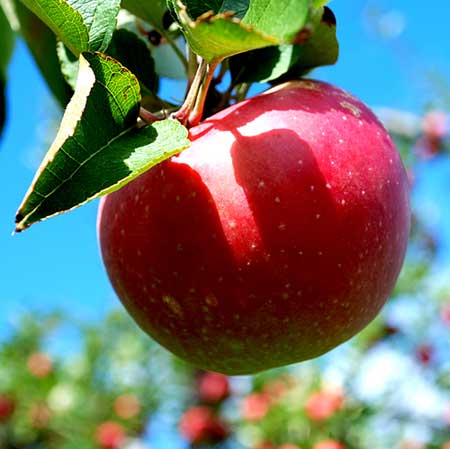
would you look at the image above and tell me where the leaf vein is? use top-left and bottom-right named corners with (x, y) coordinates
top-left (24, 125), bottom-right (138, 218)
top-left (60, 146), bottom-right (83, 164)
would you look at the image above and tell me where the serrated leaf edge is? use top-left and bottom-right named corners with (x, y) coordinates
top-left (16, 121), bottom-right (190, 232)
top-left (15, 53), bottom-right (191, 232)
top-left (175, 0), bottom-right (285, 56)
top-left (23, 0), bottom-right (89, 55)
top-left (15, 53), bottom-right (95, 229)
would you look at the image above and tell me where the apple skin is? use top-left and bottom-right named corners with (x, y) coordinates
top-left (98, 80), bottom-right (410, 375)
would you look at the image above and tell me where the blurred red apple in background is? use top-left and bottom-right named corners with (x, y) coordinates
top-left (241, 392), bottom-right (271, 422)
top-left (28, 402), bottom-right (51, 429)
top-left (312, 440), bottom-right (346, 449)
top-left (27, 352), bottom-right (53, 378)
top-left (96, 421), bottom-right (126, 449)
top-left (416, 344), bottom-right (434, 366)
top-left (178, 405), bottom-right (228, 444)
top-left (0, 395), bottom-right (15, 422)
top-left (197, 371), bottom-right (229, 404)
top-left (279, 444), bottom-right (302, 449)
top-left (114, 394), bottom-right (141, 419)
top-left (254, 442), bottom-right (276, 449)
top-left (305, 388), bottom-right (344, 421)
top-left (98, 80), bottom-right (410, 374)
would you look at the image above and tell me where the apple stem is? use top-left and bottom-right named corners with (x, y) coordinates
top-left (171, 59), bottom-right (207, 125)
top-left (172, 58), bottom-right (220, 127)
top-left (187, 60), bottom-right (220, 127)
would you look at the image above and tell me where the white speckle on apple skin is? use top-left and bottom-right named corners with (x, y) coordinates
top-left (205, 294), bottom-right (218, 307)
top-left (162, 295), bottom-right (183, 317)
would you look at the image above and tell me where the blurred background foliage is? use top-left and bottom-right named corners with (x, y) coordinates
top-left (1, 1), bottom-right (450, 449)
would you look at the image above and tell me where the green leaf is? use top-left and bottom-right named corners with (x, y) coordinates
top-left (273, 6), bottom-right (338, 81)
top-left (177, 13), bottom-right (277, 62)
top-left (312, 0), bottom-right (329, 6)
top-left (18, 0), bottom-right (120, 54)
top-left (18, 0), bottom-right (88, 54)
top-left (220, 0), bottom-right (248, 18)
top-left (0, 78), bottom-right (6, 138)
top-left (0, 1), bottom-right (14, 79)
top-left (229, 6), bottom-right (338, 85)
top-left (229, 44), bottom-right (300, 84)
top-left (169, 0), bottom-right (310, 62)
top-left (15, 52), bottom-right (189, 232)
top-left (241, 0), bottom-right (309, 42)
top-left (58, 28), bottom-right (158, 94)
top-left (184, 0), bottom-right (249, 19)
top-left (57, 41), bottom-right (79, 89)
top-left (0, 1), bottom-right (15, 136)
top-left (5, 0), bottom-right (72, 106)
top-left (121, 0), bottom-right (167, 31)
top-left (106, 28), bottom-right (158, 95)
top-left (68, 0), bottom-right (121, 51)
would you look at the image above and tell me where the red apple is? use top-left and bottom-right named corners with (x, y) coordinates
top-left (254, 442), bottom-right (276, 449)
top-left (178, 405), bottom-right (228, 444)
top-left (417, 110), bottom-right (448, 157)
top-left (114, 394), bottom-right (141, 419)
top-left (241, 392), bottom-right (271, 422)
top-left (27, 352), bottom-right (53, 378)
top-left (416, 344), bottom-right (433, 365)
top-left (263, 377), bottom-right (291, 401)
top-left (312, 440), bottom-right (346, 449)
top-left (0, 395), bottom-right (15, 422)
top-left (305, 389), bottom-right (343, 421)
top-left (29, 402), bottom-right (51, 429)
top-left (197, 371), bottom-right (230, 404)
top-left (96, 421), bottom-right (126, 449)
top-left (98, 80), bottom-right (410, 375)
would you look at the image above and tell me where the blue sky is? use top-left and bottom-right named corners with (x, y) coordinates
top-left (1, 0), bottom-right (449, 334)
